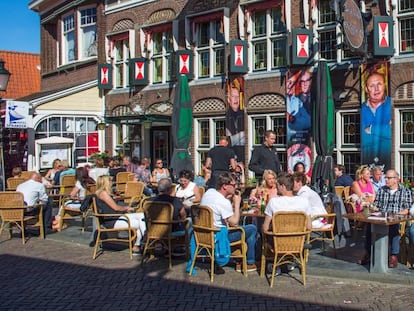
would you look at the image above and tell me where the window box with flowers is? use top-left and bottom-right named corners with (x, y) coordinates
top-left (402, 180), bottom-right (414, 195)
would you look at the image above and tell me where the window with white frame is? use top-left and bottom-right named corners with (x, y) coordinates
top-left (398, 110), bottom-right (414, 182)
top-left (250, 7), bottom-right (287, 71)
top-left (151, 28), bottom-right (174, 84)
top-left (61, 7), bottom-right (97, 65)
top-left (399, 0), bottom-right (414, 53)
top-left (62, 14), bottom-right (75, 64)
top-left (317, 0), bottom-right (359, 61)
top-left (194, 117), bottom-right (225, 173)
top-left (111, 36), bottom-right (130, 88)
top-left (335, 110), bottom-right (360, 178)
top-left (35, 116), bottom-right (99, 164)
top-left (79, 7), bottom-right (97, 58)
top-left (195, 19), bottom-right (225, 78)
top-left (250, 114), bottom-right (287, 170)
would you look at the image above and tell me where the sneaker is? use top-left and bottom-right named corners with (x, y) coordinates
top-left (388, 255), bottom-right (398, 268)
top-left (235, 263), bottom-right (257, 272)
top-left (287, 263), bottom-right (296, 271)
top-left (266, 263), bottom-right (281, 276)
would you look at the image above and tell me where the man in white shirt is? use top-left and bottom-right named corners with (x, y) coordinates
top-left (201, 172), bottom-right (257, 273)
top-left (262, 172), bottom-right (311, 233)
top-left (16, 172), bottom-right (54, 234)
top-left (293, 172), bottom-right (327, 228)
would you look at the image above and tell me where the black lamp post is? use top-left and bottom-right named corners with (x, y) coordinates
top-left (0, 59), bottom-right (10, 191)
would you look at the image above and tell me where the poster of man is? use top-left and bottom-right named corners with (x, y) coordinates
top-left (360, 62), bottom-right (391, 169)
top-left (286, 68), bottom-right (313, 177)
top-left (226, 77), bottom-right (245, 162)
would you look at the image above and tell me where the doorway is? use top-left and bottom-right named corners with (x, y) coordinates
top-left (151, 127), bottom-right (171, 167)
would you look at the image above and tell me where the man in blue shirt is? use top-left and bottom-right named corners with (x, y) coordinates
top-left (334, 164), bottom-right (353, 187)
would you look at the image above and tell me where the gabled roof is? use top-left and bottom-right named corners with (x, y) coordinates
top-left (0, 50), bottom-right (41, 100)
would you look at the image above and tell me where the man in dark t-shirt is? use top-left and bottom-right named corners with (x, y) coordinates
top-left (205, 136), bottom-right (236, 188)
top-left (148, 178), bottom-right (186, 231)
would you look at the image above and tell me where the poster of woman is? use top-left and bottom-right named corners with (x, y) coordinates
top-left (225, 77), bottom-right (245, 162)
top-left (360, 62), bottom-right (391, 169)
top-left (286, 68), bottom-right (312, 177)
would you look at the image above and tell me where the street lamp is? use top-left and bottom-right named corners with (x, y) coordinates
top-left (0, 59), bottom-right (10, 191)
top-left (0, 59), bottom-right (11, 91)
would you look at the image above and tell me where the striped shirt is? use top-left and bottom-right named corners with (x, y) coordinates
top-left (374, 184), bottom-right (412, 214)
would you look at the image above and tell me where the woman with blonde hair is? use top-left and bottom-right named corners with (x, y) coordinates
top-left (351, 165), bottom-right (375, 213)
top-left (250, 169), bottom-right (278, 203)
top-left (95, 175), bottom-right (146, 254)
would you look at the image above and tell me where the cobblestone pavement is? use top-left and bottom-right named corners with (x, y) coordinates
top-left (1, 230), bottom-right (414, 311)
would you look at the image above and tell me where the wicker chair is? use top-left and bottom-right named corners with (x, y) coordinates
top-left (56, 175), bottom-right (82, 231)
top-left (189, 205), bottom-right (248, 282)
top-left (0, 191), bottom-right (44, 244)
top-left (6, 177), bottom-right (27, 191)
top-left (123, 181), bottom-right (147, 211)
top-left (20, 171), bottom-right (36, 180)
top-left (57, 183), bottom-right (96, 232)
top-left (309, 212), bottom-right (337, 257)
top-left (260, 211), bottom-right (310, 287)
top-left (141, 200), bottom-right (189, 269)
top-left (91, 197), bottom-right (137, 259)
top-left (115, 172), bottom-right (135, 194)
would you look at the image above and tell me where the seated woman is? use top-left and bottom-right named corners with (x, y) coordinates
top-left (64, 166), bottom-right (95, 209)
top-left (174, 170), bottom-right (201, 216)
top-left (95, 175), bottom-right (146, 254)
top-left (250, 169), bottom-right (278, 204)
top-left (351, 165), bottom-right (375, 213)
top-left (151, 158), bottom-right (170, 184)
top-left (293, 162), bottom-right (311, 184)
top-left (44, 159), bottom-right (61, 184)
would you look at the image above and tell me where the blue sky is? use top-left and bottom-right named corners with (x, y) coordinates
top-left (0, 2), bottom-right (40, 53)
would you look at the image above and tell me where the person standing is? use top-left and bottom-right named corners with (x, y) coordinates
top-left (205, 136), bottom-right (236, 189)
top-left (248, 130), bottom-right (282, 182)
top-left (200, 172), bottom-right (257, 273)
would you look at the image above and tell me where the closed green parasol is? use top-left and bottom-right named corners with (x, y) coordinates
top-left (311, 60), bottom-right (335, 193)
top-left (170, 74), bottom-right (194, 180)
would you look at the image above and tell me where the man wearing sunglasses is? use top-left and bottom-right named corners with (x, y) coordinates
top-left (360, 169), bottom-right (412, 268)
top-left (201, 172), bottom-right (257, 274)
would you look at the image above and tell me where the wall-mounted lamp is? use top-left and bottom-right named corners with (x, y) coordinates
top-left (96, 122), bottom-right (106, 131)
top-left (0, 59), bottom-right (11, 92)
top-left (143, 120), bottom-right (152, 130)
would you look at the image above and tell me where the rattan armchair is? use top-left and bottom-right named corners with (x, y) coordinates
top-left (260, 211), bottom-right (310, 287)
top-left (91, 196), bottom-right (137, 259)
top-left (189, 205), bottom-right (247, 282)
top-left (123, 181), bottom-right (147, 211)
top-left (141, 200), bottom-right (189, 269)
top-left (0, 191), bottom-right (44, 244)
top-left (309, 213), bottom-right (337, 256)
top-left (115, 172), bottom-right (135, 194)
top-left (6, 177), bottom-right (27, 190)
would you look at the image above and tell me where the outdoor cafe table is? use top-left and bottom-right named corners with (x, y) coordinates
top-left (343, 212), bottom-right (414, 273)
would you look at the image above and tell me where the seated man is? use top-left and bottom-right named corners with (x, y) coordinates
top-left (134, 157), bottom-right (153, 196)
top-left (201, 172), bottom-right (257, 274)
top-left (293, 172), bottom-right (327, 228)
top-left (262, 172), bottom-right (311, 233)
top-left (361, 169), bottom-right (411, 268)
top-left (16, 172), bottom-right (54, 234)
top-left (148, 177), bottom-right (186, 232)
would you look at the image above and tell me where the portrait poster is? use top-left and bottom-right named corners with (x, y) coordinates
top-left (286, 68), bottom-right (313, 178)
top-left (360, 62), bottom-right (391, 169)
top-left (226, 77), bottom-right (245, 162)
top-left (0, 146), bottom-right (4, 191)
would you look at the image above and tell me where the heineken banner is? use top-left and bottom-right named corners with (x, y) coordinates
top-left (225, 77), bottom-right (245, 162)
top-left (286, 68), bottom-right (313, 178)
top-left (360, 62), bottom-right (391, 169)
